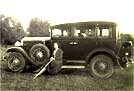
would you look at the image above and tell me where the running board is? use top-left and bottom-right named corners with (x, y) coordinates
top-left (61, 65), bottom-right (85, 69)
top-left (66, 60), bottom-right (86, 63)
top-left (63, 60), bottom-right (87, 65)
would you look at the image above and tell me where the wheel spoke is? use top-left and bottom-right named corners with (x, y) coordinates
top-left (33, 49), bottom-right (47, 63)
top-left (91, 55), bottom-right (113, 78)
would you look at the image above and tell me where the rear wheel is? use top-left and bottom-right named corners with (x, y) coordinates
top-left (7, 52), bottom-right (26, 73)
top-left (90, 54), bottom-right (114, 79)
top-left (29, 44), bottom-right (50, 67)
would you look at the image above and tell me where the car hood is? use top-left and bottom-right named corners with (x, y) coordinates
top-left (21, 37), bottom-right (51, 42)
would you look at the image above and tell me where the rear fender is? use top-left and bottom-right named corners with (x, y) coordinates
top-left (86, 48), bottom-right (118, 65)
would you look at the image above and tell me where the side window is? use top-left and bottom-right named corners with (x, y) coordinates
top-left (97, 27), bottom-right (111, 38)
top-left (62, 30), bottom-right (70, 37)
top-left (52, 28), bottom-right (71, 38)
top-left (52, 29), bottom-right (62, 37)
top-left (102, 29), bottom-right (109, 37)
top-left (88, 29), bottom-right (95, 37)
top-left (74, 28), bottom-right (95, 38)
top-left (74, 29), bottom-right (80, 37)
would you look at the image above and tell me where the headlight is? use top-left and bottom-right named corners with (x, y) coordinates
top-left (15, 41), bottom-right (21, 46)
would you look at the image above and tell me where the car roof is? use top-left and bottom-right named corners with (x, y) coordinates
top-left (51, 21), bottom-right (117, 29)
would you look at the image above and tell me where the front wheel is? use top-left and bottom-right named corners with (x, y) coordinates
top-left (7, 52), bottom-right (26, 73)
top-left (90, 54), bottom-right (114, 79)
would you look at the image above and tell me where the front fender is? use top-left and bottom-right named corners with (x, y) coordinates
top-left (6, 47), bottom-right (31, 61)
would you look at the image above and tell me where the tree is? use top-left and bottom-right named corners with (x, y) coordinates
top-left (0, 15), bottom-right (26, 45)
top-left (27, 18), bottom-right (50, 37)
top-left (13, 22), bottom-right (26, 41)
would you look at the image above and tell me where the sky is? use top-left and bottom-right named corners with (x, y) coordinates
top-left (0, 0), bottom-right (134, 34)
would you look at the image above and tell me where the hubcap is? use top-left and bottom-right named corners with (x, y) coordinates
top-left (93, 59), bottom-right (110, 76)
top-left (98, 62), bottom-right (106, 70)
top-left (36, 51), bottom-right (43, 58)
top-left (11, 58), bottom-right (21, 68)
top-left (91, 55), bottom-right (114, 78)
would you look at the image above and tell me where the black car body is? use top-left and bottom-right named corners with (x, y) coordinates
top-left (4, 21), bottom-right (133, 78)
top-left (51, 22), bottom-right (118, 60)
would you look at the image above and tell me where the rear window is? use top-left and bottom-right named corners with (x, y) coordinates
top-left (97, 26), bottom-right (112, 38)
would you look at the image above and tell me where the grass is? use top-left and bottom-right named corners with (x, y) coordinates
top-left (0, 46), bottom-right (134, 90)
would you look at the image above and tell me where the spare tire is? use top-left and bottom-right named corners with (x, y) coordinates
top-left (29, 44), bottom-right (50, 67)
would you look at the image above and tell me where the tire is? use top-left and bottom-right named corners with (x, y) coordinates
top-left (90, 54), bottom-right (114, 79)
top-left (7, 52), bottom-right (26, 73)
top-left (29, 44), bottom-right (50, 67)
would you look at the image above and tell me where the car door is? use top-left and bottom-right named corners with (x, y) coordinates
top-left (51, 27), bottom-right (76, 60)
top-left (71, 26), bottom-right (97, 60)
top-left (96, 25), bottom-right (116, 51)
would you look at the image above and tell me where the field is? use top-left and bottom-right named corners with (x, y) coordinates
top-left (0, 46), bottom-right (134, 90)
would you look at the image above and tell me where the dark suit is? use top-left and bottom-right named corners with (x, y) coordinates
top-left (47, 48), bottom-right (63, 74)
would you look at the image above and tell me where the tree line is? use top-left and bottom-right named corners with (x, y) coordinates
top-left (0, 15), bottom-right (50, 45)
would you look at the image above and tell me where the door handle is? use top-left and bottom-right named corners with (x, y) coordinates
top-left (73, 42), bottom-right (78, 45)
top-left (69, 42), bottom-right (74, 45)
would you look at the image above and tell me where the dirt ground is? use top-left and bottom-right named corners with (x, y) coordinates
top-left (0, 46), bottom-right (134, 90)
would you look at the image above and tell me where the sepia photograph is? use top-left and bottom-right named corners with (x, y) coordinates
top-left (0, 0), bottom-right (134, 90)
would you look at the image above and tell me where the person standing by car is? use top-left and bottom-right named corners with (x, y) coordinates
top-left (47, 42), bottom-right (63, 74)
top-left (33, 42), bottom-right (63, 79)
